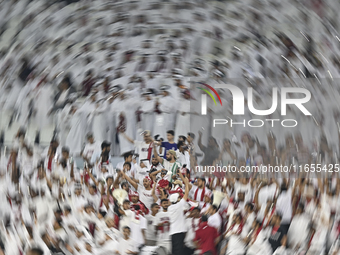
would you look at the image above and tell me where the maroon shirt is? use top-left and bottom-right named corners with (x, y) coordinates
top-left (83, 77), bottom-right (96, 96)
top-left (194, 222), bottom-right (219, 255)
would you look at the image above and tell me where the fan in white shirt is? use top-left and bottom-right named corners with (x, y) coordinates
top-left (85, 184), bottom-right (101, 211)
top-left (184, 207), bottom-right (201, 252)
top-left (133, 159), bottom-right (151, 184)
top-left (122, 170), bottom-right (155, 210)
top-left (287, 204), bottom-right (311, 250)
top-left (115, 162), bottom-right (136, 183)
top-left (243, 203), bottom-right (256, 235)
top-left (175, 142), bottom-right (190, 170)
top-left (60, 147), bottom-right (77, 177)
top-left (246, 220), bottom-right (273, 255)
top-left (121, 130), bottom-right (154, 164)
top-left (79, 240), bottom-right (100, 255)
top-left (118, 227), bottom-right (139, 255)
top-left (82, 133), bottom-right (101, 164)
top-left (144, 203), bottom-right (160, 246)
top-left (61, 205), bottom-right (78, 230)
top-left (118, 200), bottom-right (135, 233)
top-left (234, 178), bottom-right (253, 203)
top-left (115, 151), bottom-right (136, 178)
top-left (221, 213), bottom-right (246, 255)
top-left (96, 229), bottom-right (119, 255)
top-left (129, 206), bottom-right (147, 248)
top-left (188, 178), bottom-right (211, 203)
top-left (154, 199), bottom-right (172, 254)
top-left (90, 141), bottom-right (111, 167)
top-left (168, 172), bottom-right (190, 255)
top-left (207, 205), bottom-right (222, 233)
top-left (70, 185), bottom-right (87, 217)
top-left (275, 184), bottom-right (293, 226)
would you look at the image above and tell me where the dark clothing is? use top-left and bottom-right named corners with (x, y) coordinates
top-left (281, 223), bottom-right (290, 235)
top-left (200, 146), bottom-right (219, 166)
top-left (183, 246), bottom-right (195, 255)
top-left (51, 87), bottom-right (76, 113)
top-left (161, 142), bottom-right (178, 159)
top-left (171, 232), bottom-right (186, 255)
top-left (19, 66), bottom-right (32, 83)
top-left (83, 77), bottom-right (96, 96)
top-left (268, 225), bottom-right (285, 253)
top-left (194, 223), bottom-right (219, 255)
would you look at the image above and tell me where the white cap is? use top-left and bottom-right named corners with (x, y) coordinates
top-left (169, 193), bottom-right (180, 203)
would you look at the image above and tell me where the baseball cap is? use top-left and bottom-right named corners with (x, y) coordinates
top-left (168, 150), bottom-right (177, 159)
top-left (169, 193), bottom-right (180, 203)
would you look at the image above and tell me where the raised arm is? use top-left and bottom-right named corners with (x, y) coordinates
top-left (113, 172), bottom-right (122, 189)
top-left (152, 182), bottom-right (158, 202)
top-left (255, 136), bottom-right (261, 149)
top-left (217, 151), bottom-right (223, 162)
top-left (121, 132), bottom-right (135, 144)
top-left (153, 143), bottom-right (164, 164)
top-left (178, 171), bottom-right (189, 201)
top-left (254, 183), bottom-right (264, 210)
top-left (150, 169), bottom-right (162, 180)
top-left (88, 171), bottom-right (99, 187)
top-left (122, 171), bottom-right (138, 190)
top-left (70, 161), bottom-right (75, 180)
top-left (198, 131), bottom-right (206, 152)
top-left (44, 172), bottom-right (53, 190)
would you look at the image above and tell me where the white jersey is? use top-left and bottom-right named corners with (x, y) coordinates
top-left (130, 215), bottom-right (147, 247)
top-left (145, 214), bottom-right (157, 241)
top-left (119, 209), bottom-right (134, 232)
top-left (134, 140), bottom-right (153, 163)
top-left (154, 211), bottom-right (171, 242)
top-left (137, 184), bottom-right (154, 210)
top-left (184, 217), bottom-right (200, 249)
top-left (82, 142), bottom-right (101, 160)
top-left (118, 237), bottom-right (139, 255)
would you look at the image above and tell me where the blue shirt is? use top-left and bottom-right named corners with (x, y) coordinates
top-left (161, 142), bottom-right (178, 159)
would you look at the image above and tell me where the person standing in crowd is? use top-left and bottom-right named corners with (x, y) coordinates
top-left (82, 132), bottom-right (101, 164)
top-left (207, 205), bottom-right (222, 233)
top-left (197, 131), bottom-right (219, 167)
top-left (153, 86), bottom-right (177, 140)
top-left (156, 130), bottom-right (177, 159)
top-left (122, 130), bottom-right (154, 163)
top-left (90, 141), bottom-right (111, 166)
top-left (153, 144), bottom-right (182, 182)
top-left (154, 199), bottom-right (172, 254)
top-left (82, 69), bottom-right (96, 97)
top-left (118, 226), bottom-right (139, 255)
top-left (215, 139), bottom-right (237, 166)
top-left (268, 214), bottom-right (287, 253)
top-left (187, 132), bottom-right (197, 171)
top-left (275, 182), bottom-right (293, 234)
top-left (194, 215), bottom-right (220, 255)
top-left (116, 151), bottom-right (136, 177)
top-left (175, 140), bottom-right (190, 170)
top-left (145, 203), bottom-right (159, 246)
top-left (188, 177), bottom-right (210, 204)
top-left (168, 171), bottom-right (190, 255)
top-left (122, 168), bottom-right (155, 210)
